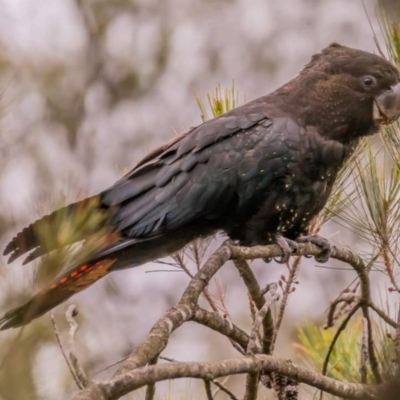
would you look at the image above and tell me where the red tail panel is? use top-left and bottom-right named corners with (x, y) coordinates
top-left (0, 258), bottom-right (116, 330)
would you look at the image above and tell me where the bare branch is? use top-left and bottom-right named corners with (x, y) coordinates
top-left (362, 307), bottom-right (382, 383)
top-left (247, 283), bottom-right (280, 355)
top-left (368, 300), bottom-right (398, 328)
top-left (66, 242), bottom-right (389, 400)
top-left (114, 245), bottom-right (232, 376)
top-left (233, 259), bottom-right (275, 354)
top-left (192, 307), bottom-right (251, 352)
top-left (322, 303), bottom-right (361, 377)
top-left (159, 355), bottom-right (240, 400)
top-left (360, 318), bottom-right (369, 384)
top-left (395, 308), bottom-right (400, 369)
top-left (66, 305), bottom-right (89, 389)
top-left (144, 357), bottom-right (158, 400)
top-left (204, 380), bottom-right (214, 400)
top-left (69, 355), bottom-right (377, 400)
top-left (172, 250), bottom-right (221, 314)
top-left (244, 281), bottom-right (280, 400)
top-left (272, 256), bottom-right (301, 353)
top-left (243, 372), bottom-right (259, 400)
top-left (232, 266), bottom-right (280, 400)
top-left (50, 312), bottom-right (82, 389)
top-left (231, 241), bottom-right (382, 384)
top-left (325, 284), bottom-right (360, 329)
top-left (159, 356), bottom-right (177, 362)
top-left (211, 379), bottom-right (240, 400)
top-left (230, 243), bottom-right (372, 307)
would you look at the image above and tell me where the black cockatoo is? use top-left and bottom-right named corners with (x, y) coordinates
top-left (1, 43), bottom-right (400, 329)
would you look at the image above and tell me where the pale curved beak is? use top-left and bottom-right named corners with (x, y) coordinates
top-left (374, 82), bottom-right (400, 125)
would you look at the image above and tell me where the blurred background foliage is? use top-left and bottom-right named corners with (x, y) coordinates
top-left (295, 317), bottom-right (393, 383)
top-left (0, 0), bottom-right (400, 399)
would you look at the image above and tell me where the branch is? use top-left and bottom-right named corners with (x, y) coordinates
top-left (232, 262), bottom-right (280, 399)
top-left (191, 307), bottom-right (252, 352)
top-left (396, 308), bottom-right (400, 369)
top-left (144, 356), bottom-right (158, 400)
top-left (66, 306), bottom-right (89, 388)
top-left (204, 380), bottom-right (214, 400)
top-left (324, 284), bottom-right (360, 329)
top-left (243, 283), bottom-right (280, 400)
top-left (68, 242), bottom-right (388, 400)
top-left (210, 379), bottom-right (240, 400)
top-left (247, 283), bottom-right (280, 355)
top-left (360, 318), bottom-right (369, 384)
top-left (243, 372), bottom-right (259, 400)
top-left (69, 355), bottom-right (377, 400)
top-left (172, 250), bottom-right (222, 314)
top-left (232, 259), bottom-right (274, 354)
top-left (322, 303), bottom-right (361, 377)
top-left (230, 242), bottom-right (387, 383)
top-left (50, 312), bottom-right (82, 389)
top-left (159, 354), bottom-right (240, 400)
top-left (368, 300), bottom-right (398, 328)
top-left (362, 307), bottom-right (382, 383)
top-left (229, 244), bottom-right (370, 305)
top-left (51, 306), bottom-right (89, 389)
top-left (114, 245), bottom-right (232, 375)
top-left (322, 249), bottom-right (381, 383)
top-left (271, 256), bottom-right (301, 353)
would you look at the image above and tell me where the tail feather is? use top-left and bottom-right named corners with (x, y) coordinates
top-left (3, 195), bottom-right (103, 264)
top-left (0, 257), bottom-right (116, 330)
top-left (1, 226), bottom-right (213, 330)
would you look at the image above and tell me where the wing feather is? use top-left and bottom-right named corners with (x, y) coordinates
top-left (4, 108), bottom-right (274, 262)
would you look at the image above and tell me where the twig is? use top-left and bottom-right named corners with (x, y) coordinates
top-left (70, 354), bottom-right (378, 400)
top-left (211, 379), bottom-right (240, 400)
top-left (159, 356), bottom-right (177, 363)
top-left (233, 259), bottom-right (274, 354)
top-left (247, 283), bottom-right (280, 355)
top-left (360, 318), bottom-right (369, 384)
top-left (244, 283), bottom-right (279, 400)
top-left (65, 305), bottom-right (89, 388)
top-left (204, 380), bottom-right (214, 400)
top-left (114, 245), bottom-right (232, 376)
top-left (248, 291), bottom-right (258, 326)
top-left (192, 307), bottom-right (252, 352)
top-left (50, 312), bottom-right (82, 389)
top-left (271, 256), bottom-right (301, 353)
top-left (160, 354), bottom-right (240, 399)
top-left (173, 249), bottom-right (223, 314)
top-left (244, 372), bottom-right (259, 400)
top-left (368, 300), bottom-right (398, 328)
top-left (362, 307), bottom-right (382, 383)
top-left (230, 341), bottom-right (246, 355)
top-left (322, 303), bottom-right (361, 377)
top-left (144, 356), bottom-right (158, 400)
top-left (173, 251), bottom-right (221, 313)
top-left (202, 290), bottom-right (224, 315)
top-left (395, 308), bottom-right (400, 369)
top-left (324, 284), bottom-right (360, 329)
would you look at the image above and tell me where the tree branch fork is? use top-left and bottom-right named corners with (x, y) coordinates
top-left (61, 242), bottom-right (394, 400)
